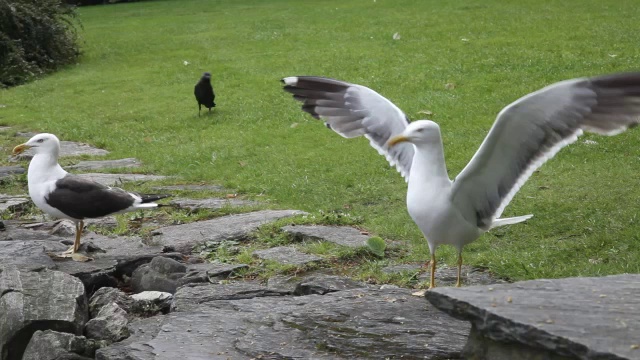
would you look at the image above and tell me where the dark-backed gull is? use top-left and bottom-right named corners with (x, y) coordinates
top-left (13, 133), bottom-right (170, 261)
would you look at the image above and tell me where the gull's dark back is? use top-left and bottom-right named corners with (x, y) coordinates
top-left (194, 72), bottom-right (216, 116)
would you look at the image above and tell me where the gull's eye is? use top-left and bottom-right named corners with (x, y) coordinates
top-left (36, 139), bottom-right (45, 143)
top-left (415, 128), bottom-right (424, 132)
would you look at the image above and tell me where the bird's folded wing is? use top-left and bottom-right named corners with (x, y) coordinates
top-left (450, 72), bottom-right (640, 229)
top-left (282, 76), bottom-right (414, 181)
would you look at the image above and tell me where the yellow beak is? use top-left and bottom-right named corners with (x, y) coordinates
top-left (12, 143), bottom-right (30, 155)
top-left (387, 135), bottom-right (410, 147)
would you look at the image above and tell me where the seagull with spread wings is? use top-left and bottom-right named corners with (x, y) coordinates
top-left (282, 72), bottom-right (640, 289)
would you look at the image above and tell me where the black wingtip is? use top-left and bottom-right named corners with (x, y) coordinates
top-left (140, 194), bottom-right (172, 203)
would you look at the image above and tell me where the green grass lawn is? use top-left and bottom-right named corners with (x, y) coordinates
top-left (1, 0), bottom-right (640, 284)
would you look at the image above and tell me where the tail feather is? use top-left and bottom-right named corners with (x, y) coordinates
top-left (490, 214), bottom-right (533, 229)
top-left (139, 194), bottom-right (172, 203)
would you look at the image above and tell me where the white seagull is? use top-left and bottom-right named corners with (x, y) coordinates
top-left (13, 133), bottom-right (170, 261)
top-left (282, 72), bottom-right (640, 289)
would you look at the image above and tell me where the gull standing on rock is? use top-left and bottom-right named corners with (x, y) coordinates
top-left (282, 72), bottom-right (640, 289)
top-left (13, 133), bottom-right (170, 261)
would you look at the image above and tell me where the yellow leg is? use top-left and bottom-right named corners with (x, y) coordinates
top-left (456, 252), bottom-right (463, 287)
top-left (73, 220), bottom-right (84, 253)
top-left (428, 252), bottom-right (437, 289)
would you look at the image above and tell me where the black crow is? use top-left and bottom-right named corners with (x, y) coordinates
top-left (194, 72), bottom-right (216, 116)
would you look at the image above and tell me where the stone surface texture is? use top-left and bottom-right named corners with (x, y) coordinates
top-left (426, 274), bottom-right (640, 360)
top-left (0, 194), bottom-right (30, 213)
top-left (66, 158), bottom-right (141, 171)
top-left (0, 266), bottom-right (88, 360)
top-left (88, 287), bottom-right (134, 319)
top-left (84, 303), bottom-right (129, 343)
top-left (130, 256), bottom-right (187, 294)
top-left (98, 286), bottom-right (469, 359)
top-left (282, 224), bottom-right (370, 248)
top-left (170, 197), bottom-right (258, 210)
top-left (253, 246), bottom-right (322, 266)
top-left (75, 173), bottom-right (168, 186)
top-left (22, 330), bottom-right (102, 360)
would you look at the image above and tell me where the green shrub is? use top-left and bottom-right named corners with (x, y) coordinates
top-left (0, 0), bottom-right (81, 88)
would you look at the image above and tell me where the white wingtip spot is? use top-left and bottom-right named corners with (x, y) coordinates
top-left (282, 77), bottom-right (298, 86)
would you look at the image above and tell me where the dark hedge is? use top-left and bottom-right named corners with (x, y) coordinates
top-left (0, 0), bottom-right (81, 88)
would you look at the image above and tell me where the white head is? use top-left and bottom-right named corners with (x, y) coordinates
top-left (387, 120), bottom-right (442, 147)
top-left (13, 133), bottom-right (61, 157)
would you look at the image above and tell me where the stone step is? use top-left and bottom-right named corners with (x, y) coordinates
top-left (281, 224), bottom-right (370, 248)
top-left (426, 274), bottom-right (640, 360)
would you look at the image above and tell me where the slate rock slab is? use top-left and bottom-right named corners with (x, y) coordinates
top-left (426, 274), bottom-right (640, 360)
top-left (150, 210), bottom-right (306, 254)
top-left (253, 246), bottom-right (322, 266)
top-left (130, 256), bottom-right (186, 294)
top-left (88, 287), bottom-right (135, 318)
top-left (67, 158), bottom-right (141, 171)
top-left (0, 240), bottom-right (66, 271)
top-left (419, 265), bottom-right (508, 287)
top-left (130, 291), bottom-right (173, 316)
top-left (22, 330), bottom-right (103, 360)
top-left (0, 194), bottom-right (30, 213)
top-left (294, 274), bottom-right (367, 295)
top-left (170, 197), bottom-right (258, 210)
top-left (75, 173), bottom-right (168, 186)
top-left (0, 166), bottom-right (25, 180)
top-left (282, 224), bottom-right (370, 248)
top-left (84, 303), bottom-right (129, 343)
top-left (13, 139), bottom-right (109, 161)
top-left (0, 266), bottom-right (89, 360)
top-left (177, 262), bottom-right (248, 287)
top-left (171, 282), bottom-right (290, 312)
top-left (99, 287), bottom-right (469, 359)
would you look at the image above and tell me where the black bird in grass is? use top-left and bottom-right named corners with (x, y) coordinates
top-left (194, 72), bottom-right (216, 116)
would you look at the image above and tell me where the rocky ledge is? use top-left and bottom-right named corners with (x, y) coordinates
top-left (426, 274), bottom-right (640, 360)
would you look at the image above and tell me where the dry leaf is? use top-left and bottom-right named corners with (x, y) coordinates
top-left (392, 32), bottom-right (401, 40)
top-left (226, 193), bottom-right (237, 198)
top-left (238, 161), bottom-right (247, 167)
top-left (418, 110), bottom-right (433, 116)
top-left (290, 123), bottom-right (299, 128)
top-left (411, 289), bottom-right (427, 297)
top-left (445, 83), bottom-right (455, 90)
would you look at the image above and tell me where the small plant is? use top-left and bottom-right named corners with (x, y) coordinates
top-left (366, 236), bottom-right (386, 258)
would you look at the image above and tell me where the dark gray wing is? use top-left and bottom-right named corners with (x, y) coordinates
top-left (282, 76), bottom-right (414, 181)
top-left (450, 72), bottom-right (640, 229)
top-left (46, 174), bottom-right (135, 219)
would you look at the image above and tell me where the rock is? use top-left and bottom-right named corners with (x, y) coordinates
top-left (0, 266), bottom-right (88, 360)
top-left (130, 256), bottom-right (187, 294)
top-left (426, 274), bottom-right (640, 360)
top-left (88, 287), bottom-right (134, 318)
top-left (84, 303), bottom-right (129, 343)
top-left (266, 275), bottom-right (299, 294)
top-left (12, 139), bottom-right (109, 161)
top-left (130, 291), bottom-right (173, 315)
top-left (282, 224), bottom-right (370, 248)
top-left (74, 173), bottom-right (168, 186)
top-left (253, 246), bottom-right (322, 266)
top-left (99, 287), bottom-right (469, 359)
top-left (0, 166), bottom-right (25, 180)
top-left (177, 262), bottom-right (248, 286)
top-left (0, 194), bottom-right (31, 213)
top-left (170, 197), bottom-right (258, 210)
top-left (150, 210), bottom-right (306, 254)
top-left (152, 184), bottom-right (224, 192)
top-left (172, 282), bottom-right (290, 312)
top-left (0, 240), bottom-right (65, 271)
top-left (66, 158), bottom-right (141, 171)
top-left (418, 264), bottom-right (508, 287)
top-left (294, 274), bottom-right (367, 295)
top-left (22, 330), bottom-right (103, 360)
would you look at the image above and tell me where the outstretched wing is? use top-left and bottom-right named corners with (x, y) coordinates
top-left (450, 72), bottom-right (640, 229)
top-left (282, 76), bottom-right (414, 181)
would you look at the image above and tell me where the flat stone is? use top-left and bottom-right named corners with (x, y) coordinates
top-left (88, 287), bottom-right (134, 318)
top-left (74, 173), bottom-right (168, 186)
top-left (66, 158), bottom-right (141, 171)
top-left (152, 184), bottom-right (224, 192)
top-left (294, 274), bottom-right (367, 295)
top-left (171, 282), bottom-right (290, 312)
top-left (253, 246), bottom-right (322, 266)
top-left (130, 256), bottom-right (187, 294)
top-left (129, 291), bottom-right (173, 316)
top-left (0, 240), bottom-right (66, 271)
top-left (150, 210), bottom-right (306, 254)
top-left (0, 194), bottom-right (31, 213)
top-left (0, 266), bottom-right (88, 360)
top-left (426, 274), bottom-right (640, 360)
top-left (99, 287), bottom-right (469, 359)
top-left (170, 197), bottom-right (259, 210)
top-left (177, 262), bottom-right (248, 286)
top-left (13, 139), bottom-right (109, 161)
top-left (418, 264), bottom-right (508, 287)
top-left (22, 330), bottom-right (103, 360)
top-left (0, 166), bottom-right (25, 179)
top-left (282, 224), bottom-right (370, 248)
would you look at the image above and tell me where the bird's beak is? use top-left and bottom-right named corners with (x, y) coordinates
top-left (387, 135), bottom-right (410, 148)
top-left (12, 143), bottom-right (30, 155)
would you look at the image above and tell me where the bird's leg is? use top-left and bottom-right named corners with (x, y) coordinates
top-left (428, 252), bottom-right (437, 289)
top-left (73, 220), bottom-right (84, 252)
top-left (198, 104), bottom-right (201, 117)
top-left (456, 252), bottom-right (463, 287)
